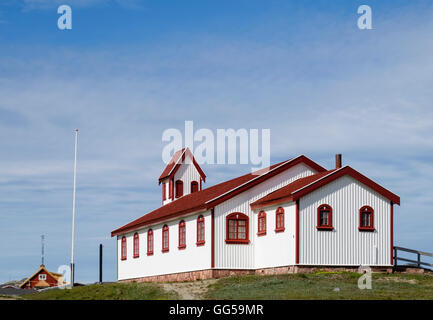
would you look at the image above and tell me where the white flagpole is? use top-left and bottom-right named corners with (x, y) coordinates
top-left (71, 128), bottom-right (78, 286)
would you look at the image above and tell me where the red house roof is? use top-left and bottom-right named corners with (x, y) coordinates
top-left (250, 166), bottom-right (400, 210)
top-left (19, 265), bottom-right (64, 289)
top-left (111, 155), bottom-right (327, 236)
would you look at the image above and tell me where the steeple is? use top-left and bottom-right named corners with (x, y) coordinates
top-left (159, 148), bottom-right (206, 205)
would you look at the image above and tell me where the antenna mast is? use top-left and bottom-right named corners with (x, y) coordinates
top-left (41, 235), bottom-right (45, 266)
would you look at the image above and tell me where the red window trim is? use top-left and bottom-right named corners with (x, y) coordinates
top-left (196, 215), bottom-right (205, 246)
top-left (178, 220), bottom-right (186, 249)
top-left (162, 182), bottom-right (166, 202)
top-left (147, 229), bottom-right (154, 256)
top-left (359, 205), bottom-right (375, 231)
top-left (257, 211), bottom-right (266, 236)
top-left (191, 181), bottom-right (199, 193)
top-left (316, 204), bottom-right (334, 231)
top-left (275, 207), bottom-right (285, 232)
top-left (225, 212), bottom-right (250, 244)
top-left (133, 232), bottom-right (139, 258)
top-left (175, 180), bottom-right (183, 198)
top-left (162, 224), bottom-right (169, 253)
top-left (168, 179), bottom-right (173, 199)
top-left (121, 236), bottom-right (127, 260)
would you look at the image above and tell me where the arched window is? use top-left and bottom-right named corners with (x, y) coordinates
top-left (121, 236), bottom-right (127, 260)
top-left (178, 220), bottom-right (186, 249)
top-left (133, 232), bottom-right (139, 258)
top-left (191, 181), bottom-right (199, 193)
top-left (162, 225), bottom-right (169, 252)
top-left (175, 180), bottom-right (183, 198)
top-left (359, 206), bottom-right (375, 231)
top-left (225, 212), bottom-right (249, 244)
top-left (317, 204), bottom-right (334, 230)
top-left (275, 207), bottom-right (285, 232)
top-left (257, 211), bottom-right (266, 236)
top-left (197, 215), bottom-right (205, 246)
top-left (147, 229), bottom-right (154, 256)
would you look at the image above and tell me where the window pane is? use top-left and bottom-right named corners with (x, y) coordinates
top-left (229, 220), bottom-right (236, 233)
top-left (362, 212), bottom-right (370, 227)
top-left (320, 211), bottom-right (328, 225)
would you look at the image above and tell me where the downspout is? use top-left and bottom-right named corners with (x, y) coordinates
top-left (296, 200), bottom-right (300, 265)
top-left (211, 208), bottom-right (215, 269)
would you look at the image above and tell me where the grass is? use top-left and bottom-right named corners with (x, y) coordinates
top-left (205, 272), bottom-right (433, 300)
top-left (18, 272), bottom-right (433, 300)
top-left (22, 282), bottom-right (179, 300)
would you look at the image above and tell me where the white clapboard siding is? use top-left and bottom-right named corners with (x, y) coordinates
top-left (117, 210), bottom-right (211, 280)
top-left (214, 163), bottom-right (317, 269)
top-left (299, 175), bottom-right (391, 266)
top-left (254, 202), bottom-right (297, 268)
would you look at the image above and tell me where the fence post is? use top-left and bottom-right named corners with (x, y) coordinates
top-left (394, 247), bottom-right (397, 267)
top-left (417, 253), bottom-right (421, 268)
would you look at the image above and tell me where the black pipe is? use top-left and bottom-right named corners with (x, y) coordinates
top-left (99, 244), bottom-right (103, 283)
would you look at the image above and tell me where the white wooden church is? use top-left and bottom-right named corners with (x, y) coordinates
top-left (111, 149), bottom-right (400, 282)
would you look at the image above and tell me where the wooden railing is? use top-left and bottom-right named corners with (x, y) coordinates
top-left (394, 246), bottom-right (433, 269)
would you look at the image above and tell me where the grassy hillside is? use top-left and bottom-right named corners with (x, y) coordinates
top-left (22, 282), bottom-right (179, 300)
top-left (19, 272), bottom-right (433, 300)
top-left (205, 272), bottom-right (433, 300)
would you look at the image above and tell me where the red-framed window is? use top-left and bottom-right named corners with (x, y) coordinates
top-left (197, 215), bottom-right (205, 246)
top-left (257, 211), bottom-right (266, 236)
top-left (317, 204), bottom-right (334, 230)
top-left (133, 232), bottom-right (139, 258)
top-left (225, 212), bottom-right (249, 244)
top-left (147, 229), bottom-right (154, 256)
top-left (162, 225), bottom-right (169, 252)
top-left (162, 182), bottom-right (166, 201)
top-left (175, 180), bottom-right (183, 198)
top-left (178, 220), bottom-right (186, 249)
top-left (359, 206), bottom-right (375, 231)
top-left (191, 181), bottom-right (199, 193)
top-left (275, 207), bottom-right (285, 232)
top-left (121, 236), bottom-right (127, 260)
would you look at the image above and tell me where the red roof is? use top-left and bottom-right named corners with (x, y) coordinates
top-left (111, 155), bottom-right (327, 236)
top-left (251, 166), bottom-right (400, 209)
top-left (158, 148), bottom-right (206, 183)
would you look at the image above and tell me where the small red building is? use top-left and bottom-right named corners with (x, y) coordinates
top-left (19, 265), bottom-right (64, 289)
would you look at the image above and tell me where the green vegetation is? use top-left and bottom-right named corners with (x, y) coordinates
top-left (205, 272), bottom-right (433, 300)
top-left (22, 282), bottom-right (179, 300)
top-left (18, 272), bottom-right (433, 300)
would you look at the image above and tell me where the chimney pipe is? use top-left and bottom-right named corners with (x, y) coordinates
top-left (335, 154), bottom-right (342, 169)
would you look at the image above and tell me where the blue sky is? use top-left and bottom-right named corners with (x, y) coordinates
top-left (1, 0), bottom-right (433, 284)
